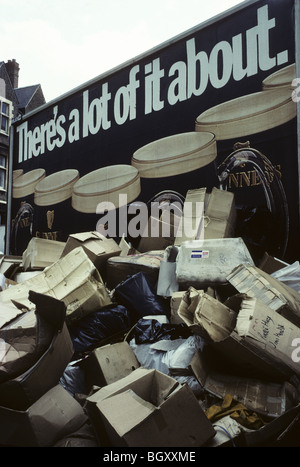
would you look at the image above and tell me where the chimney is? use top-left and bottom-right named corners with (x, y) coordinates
top-left (5, 59), bottom-right (20, 89)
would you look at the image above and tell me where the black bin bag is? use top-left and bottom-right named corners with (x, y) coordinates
top-left (114, 272), bottom-right (170, 322)
top-left (68, 304), bottom-right (131, 358)
top-left (133, 318), bottom-right (191, 345)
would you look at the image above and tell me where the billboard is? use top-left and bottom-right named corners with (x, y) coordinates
top-left (9, 0), bottom-right (299, 263)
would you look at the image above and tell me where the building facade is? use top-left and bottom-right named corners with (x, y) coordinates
top-left (0, 59), bottom-right (45, 252)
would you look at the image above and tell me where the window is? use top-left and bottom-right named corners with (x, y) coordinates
top-left (0, 169), bottom-right (5, 189)
top-left (0, 98), bottom-right (12, 135)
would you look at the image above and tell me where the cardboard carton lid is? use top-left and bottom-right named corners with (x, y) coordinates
top-left (98, 389), bottom-right (156, 438)
top-left (89, 368), bottom-right (177, 406)
top-left (69, 231), bottom-right (105, 242)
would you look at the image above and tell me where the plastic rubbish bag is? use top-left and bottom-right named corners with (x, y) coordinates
top-left (114, 272), bottom-right (170, 322)
top-left (129, 319), bottom-right (205, 396)
top-left (60, 360), bottom-right (88, 397)
top-left (132, 317), bottom-right (190, 344)
top-left (157, 245), bottom-right (179, 297)
top-left (271, 261), bottom-right (300, 293)
top-left (68, 304), bottom-right (131, 357)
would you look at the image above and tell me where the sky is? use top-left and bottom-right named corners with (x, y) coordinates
top-left (1, 0), bottom-right (244, 102)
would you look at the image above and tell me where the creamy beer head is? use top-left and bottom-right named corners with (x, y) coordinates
top-left (131, 131), bottom-right (217, 178)
top-left (72, 164), bottom-right (141, 213)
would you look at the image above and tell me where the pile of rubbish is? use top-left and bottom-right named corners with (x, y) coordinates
top-left (1, 186), bottom-right (300, 447)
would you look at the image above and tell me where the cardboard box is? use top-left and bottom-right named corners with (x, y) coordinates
top-left (170, 291), bottom-right (187, 324)
top-left (0, 310), bottom-right (53, 387)
top-left (22, 237), bottom-right (66, 271)
top-left (0, 322), bottom-right (73, 410)
top-left (235, 296), bottom-right (300, 377)
top-left (0, 293), bottom-right (74, 410)
top-left (106, 250), bottom-right (164, 290)
top-left (61, 231), bottom-right (121, 277)
top-left (177, 288), bottom-right (237, 342)
top-left (0, 247), bottom-right (112, 322)
top-left (209, 327), bottom-right (296, 382)
top-left (190, 349), bottom-right (295, 418)
top-left (0, 384), bottom-right (87, 447)
top-left (138, 216), bottom-right (176, 253)
top-left (175, 187), bottom-right (236, 246)
top-left (227, 263), bottom-right (300, 327)
top-left (86, 368), bottom-right (215, 447)
top-left (85, 342), bottom-right (140, 387)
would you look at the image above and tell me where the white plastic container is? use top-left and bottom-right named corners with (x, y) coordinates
top-left (176, 237), bottom-right (254, 287)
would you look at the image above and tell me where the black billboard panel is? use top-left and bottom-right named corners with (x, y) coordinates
top-left (10, 0), bottom-right (299, 262)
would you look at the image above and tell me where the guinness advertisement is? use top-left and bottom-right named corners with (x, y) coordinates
top-left (9, 0), bottom-right (299, 263)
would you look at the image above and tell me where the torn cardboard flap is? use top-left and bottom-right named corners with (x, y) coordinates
top-left (178, 287), bottom-right (237, 342)
top-left (0, 302), bottom-right (25, 328)
top-left (98, 389), bottom-right (156, 439)
top-left (61, 231), bottom-right (121, 276)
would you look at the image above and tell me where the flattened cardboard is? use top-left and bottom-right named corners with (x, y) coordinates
top-left (0, 247), bottom-right (112, 322)
top-left (86, 368), bottom-right (215, 447)
top-left (85, 342), bottom-right (140, 387)
top-left (61, 231), bottom-right (121, 276)
top-left (0, 384), bottom-right (87, 447)
top-left (22, 237), bottom-right (66, 271)
top-left (190, 350), bottom-right (293, 418)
